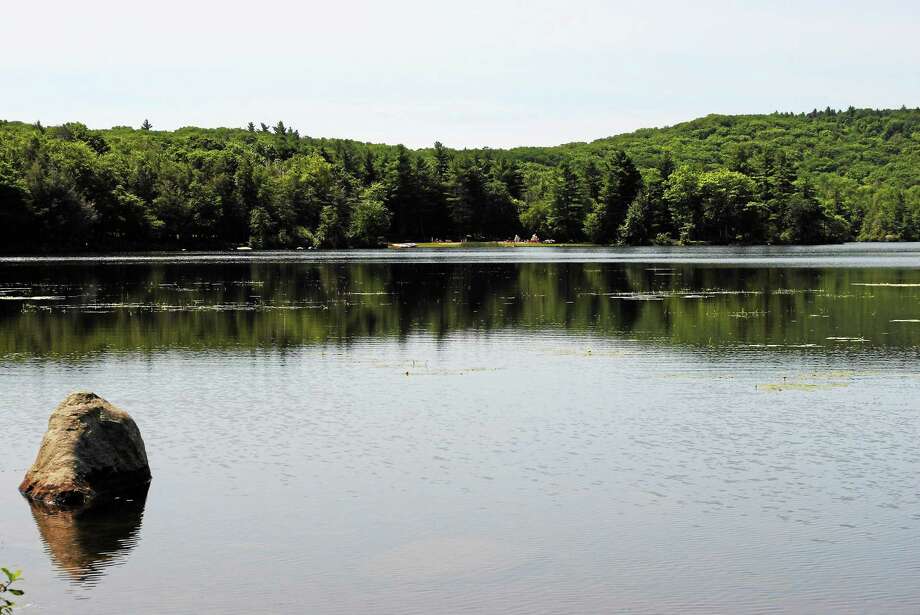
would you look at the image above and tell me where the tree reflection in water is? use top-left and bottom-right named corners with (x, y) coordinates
top-left (0, 260), bottom-right (917, 356)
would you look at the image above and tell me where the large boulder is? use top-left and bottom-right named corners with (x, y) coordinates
top-left (19, 392), bottom-right (151, 509)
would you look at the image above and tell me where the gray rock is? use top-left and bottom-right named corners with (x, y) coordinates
top-left (19, 392), bottom-right (151, 509)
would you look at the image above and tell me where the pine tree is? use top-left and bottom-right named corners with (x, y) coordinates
top-left (586, 151), bottom-right (641, 243)
top-left (433, 141), bottom-right (451, 180)
top-left (550, 160), bottom-right (589, 242)
top-left (583, 159), bottom-right (602, 202)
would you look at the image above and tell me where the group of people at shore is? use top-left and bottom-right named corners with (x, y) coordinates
top-left (509, 234), bottom-right (555, 244)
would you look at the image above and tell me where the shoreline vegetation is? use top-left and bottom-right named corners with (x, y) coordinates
top-left (1, 107), bottom-right (919, 254)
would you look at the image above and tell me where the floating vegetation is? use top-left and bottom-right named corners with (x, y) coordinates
top-left (770, 288), bottom-right (822, 295)
top-left (607, 290), bottom-right (715, 301)
top-left (740, 343), bottom-right (821, 349)
top-left (623, 295), bottom-right (664, 301)
top-left (758, 381), bottom-right (849, 392)
top-left (57, 302), bottom-right (328, 313)
top-left (851, 283), bottom-right (920, 287)
top-left (703, 290), bottom-right (763, 296)
top-left (797, 370), bottom-right (877, 379)
top-left (729, 309), bottom-right (768, 319)
top-left (408, 367), bottom-right (502, 376)
top-left (539, 347), bottom-right (634, 358)
top-left (608, 293), bottom-right (664, 301)
top-left (658, 372), bottom-right (737, 380)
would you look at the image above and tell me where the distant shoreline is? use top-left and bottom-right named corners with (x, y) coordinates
top-left (5, 238), bottom-right (920, 257)
top-left (1, 242), bottom-right (919, 265)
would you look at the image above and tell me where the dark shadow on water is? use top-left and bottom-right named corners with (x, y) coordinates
top-left (27, 485), bottom-right (149, 584)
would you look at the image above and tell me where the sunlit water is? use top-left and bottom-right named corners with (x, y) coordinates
top-left (1, 244), bottom-right (919, 613)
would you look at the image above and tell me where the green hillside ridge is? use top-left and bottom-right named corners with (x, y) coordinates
top-left (1, 107), bottom-right (918, 252)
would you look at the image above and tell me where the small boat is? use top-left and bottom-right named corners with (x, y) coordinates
top-left (236, 246), bottom-right (253, 251)
top-left (388, 243), bottom-right (418, 249)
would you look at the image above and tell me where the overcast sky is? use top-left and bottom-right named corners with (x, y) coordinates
top-left (2, 0), bottom-right (918, 148)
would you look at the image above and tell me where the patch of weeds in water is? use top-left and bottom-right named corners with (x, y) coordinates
top-left (607, 293), bottom-right (664, 301)
top-left (410, 367), bottom-right (503, 376)
top-left (703, 289), bottom-right (763, 296)
top-left (729, 309), bottom-right (769, 319)
top-left (772, 288), bottom-right (823, 295)
top-left (738, 343), bottom-right (821, 349)
top-left (758, 382), bottom-right (849, 392)
top-left (541, 347), bottom-right (631, 358)
top-left (658, 372), bottom-right (736, 380)
top-left (798, 370), bottom-right (877, 380)
top-left (757, 369), bottom-right (871, 392)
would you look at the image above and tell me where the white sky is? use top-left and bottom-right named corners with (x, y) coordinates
top-left (2, 0), bottom-right (918, 148)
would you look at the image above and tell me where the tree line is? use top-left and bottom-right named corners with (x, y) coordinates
top-left (0, 107), bottom-right (918, 252)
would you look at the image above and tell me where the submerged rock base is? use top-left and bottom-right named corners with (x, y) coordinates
top-left (19, 392), bottom-right (151, 509)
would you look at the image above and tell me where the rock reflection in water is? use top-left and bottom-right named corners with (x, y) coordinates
top-left (27, 486), bottom-right (148, 584)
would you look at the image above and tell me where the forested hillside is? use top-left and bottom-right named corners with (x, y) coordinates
top-left (1, 107), bottom-right (918, 252)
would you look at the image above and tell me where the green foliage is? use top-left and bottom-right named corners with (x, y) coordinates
top-left (550, 161), bottom-right (589, 242)
top-left (0, 107), bottom-right (917, 251)
top-left (349, 183), bottom-right (392, 247)
top-left (1, 567), bottom-right (23, 614)
top-left (585, 150), bottom-right (642, 243)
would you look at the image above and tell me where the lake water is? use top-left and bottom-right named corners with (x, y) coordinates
top-left (1, 244), bottom-right (919, 613)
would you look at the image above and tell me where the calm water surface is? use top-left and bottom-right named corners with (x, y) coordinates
top-left (1, 245), bottom-right (919, 613)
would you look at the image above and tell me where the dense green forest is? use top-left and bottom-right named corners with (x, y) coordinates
top-left (1, 107), bottom-right (919, 252)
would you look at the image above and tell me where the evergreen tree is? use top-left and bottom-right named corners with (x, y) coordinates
top-left (584, 151), bottom-right (641, 243)
top-left (550, 161), bottom-right (589, 242)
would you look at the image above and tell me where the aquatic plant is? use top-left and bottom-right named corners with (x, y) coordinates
top-left (0, 568), bottom-right (23, 614)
